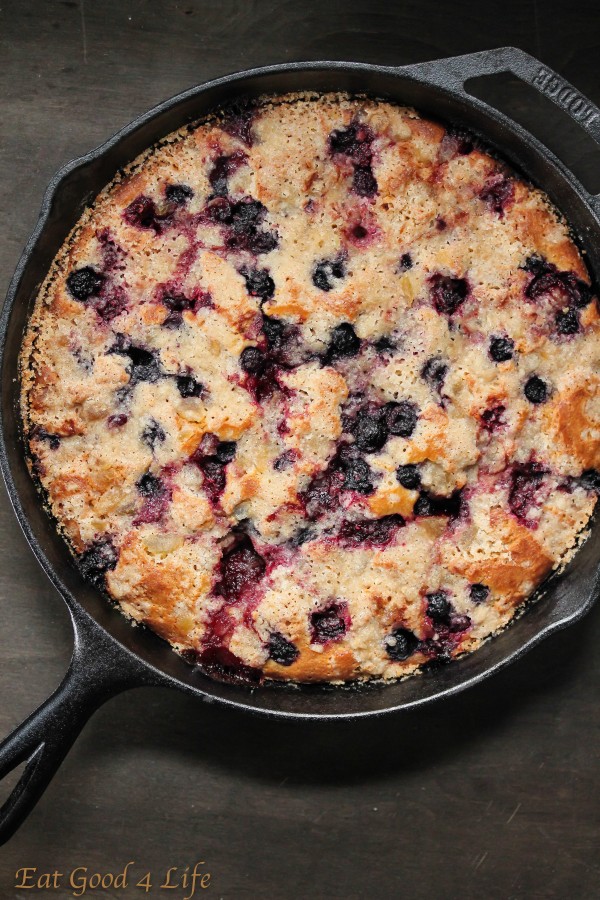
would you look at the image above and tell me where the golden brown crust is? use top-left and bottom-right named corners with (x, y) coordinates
top-left (550, 378), bottom-right (600, 470)
top-left (264, 643), bottom-right (358, 682)
top-left (19, 92), bottom-right (600, 684)
top-left (442, 509), bottom-right (554, 605)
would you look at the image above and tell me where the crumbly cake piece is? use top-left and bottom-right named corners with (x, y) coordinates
top-left (20, 93), bottom-right (600, 685)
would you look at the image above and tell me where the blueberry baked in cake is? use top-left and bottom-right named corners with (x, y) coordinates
top-left (20, 93), bottom-right (600, 684)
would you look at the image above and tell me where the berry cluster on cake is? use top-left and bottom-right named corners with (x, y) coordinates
top-left (21, 93), bottom-right (600, 684)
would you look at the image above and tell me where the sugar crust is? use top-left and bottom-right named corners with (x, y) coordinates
top-left (20, 92), bottom-right (600, 684)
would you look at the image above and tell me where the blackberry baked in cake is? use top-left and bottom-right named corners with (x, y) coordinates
top-left (20, 93), bottom-right (600, 684)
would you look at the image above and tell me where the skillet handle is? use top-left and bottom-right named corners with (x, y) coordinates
top-left (402, 47), bottom-right (600, 215)
top-left (0, 613), bottom-right (152, 845)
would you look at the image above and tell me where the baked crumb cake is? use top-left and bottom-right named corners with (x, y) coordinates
top-left (20, 93), bottom-right (600, 685)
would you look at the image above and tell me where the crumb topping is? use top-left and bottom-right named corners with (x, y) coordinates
top-left (20, 93), bottom-right (600, 684)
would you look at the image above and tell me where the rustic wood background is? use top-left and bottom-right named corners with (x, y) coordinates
top-left (1, 1), bottom-right (600, 897)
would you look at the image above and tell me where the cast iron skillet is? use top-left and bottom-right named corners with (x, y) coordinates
top-left (2, 47), bottom-right (600, 844)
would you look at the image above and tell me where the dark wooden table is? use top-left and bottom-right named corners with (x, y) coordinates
top-left (1, 1), bottom-right (600, 897)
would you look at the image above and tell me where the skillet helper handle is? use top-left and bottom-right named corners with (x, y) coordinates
top-left (404, 47), bottom-right (600, 214)
top-left (0, 615), bottom-right (149, 845)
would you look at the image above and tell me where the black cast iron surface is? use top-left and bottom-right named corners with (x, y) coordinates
top-left (1, 2), bottom-right (600, 897)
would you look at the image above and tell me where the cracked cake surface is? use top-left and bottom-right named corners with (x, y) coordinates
top-left (20, 92), bottom-right (600, 684)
